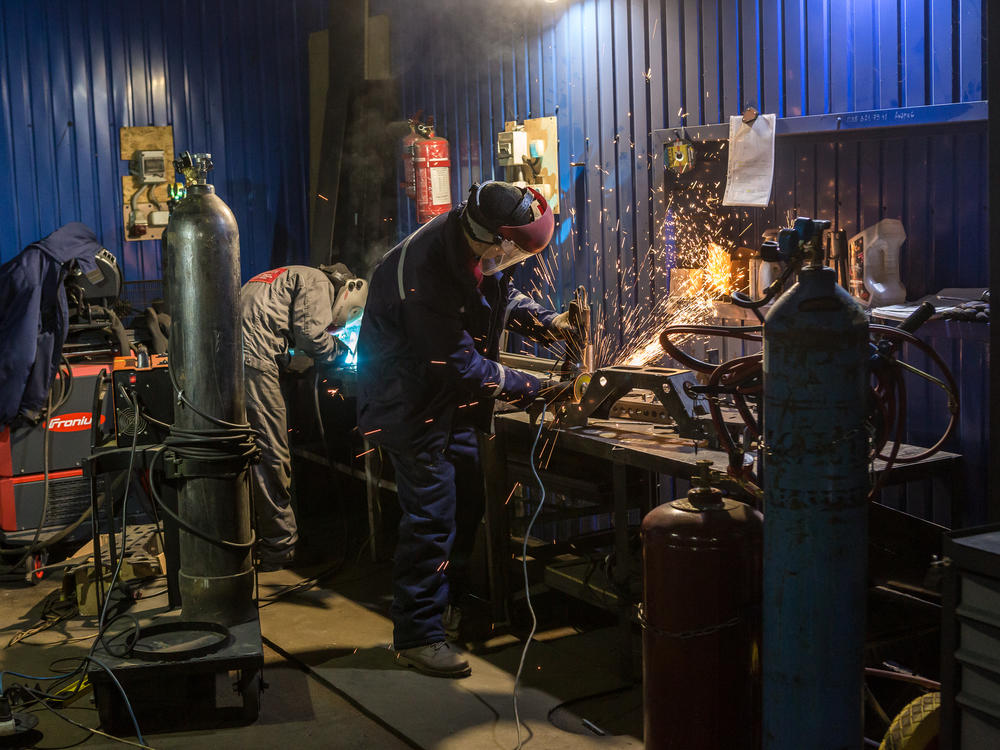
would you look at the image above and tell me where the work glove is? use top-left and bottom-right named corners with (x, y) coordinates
top-left (549, 310), bottom-right (575, 340)
top-left (498, 367), bottom-right (541, 409)
top-left (538, 377), bottom-right (576, 404)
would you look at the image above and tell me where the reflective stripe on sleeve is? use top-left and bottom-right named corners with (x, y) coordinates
top-left (491, 363), bottom-right (506, 396)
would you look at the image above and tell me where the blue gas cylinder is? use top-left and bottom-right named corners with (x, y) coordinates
top-left (762, 263), bottom-right (869, 750)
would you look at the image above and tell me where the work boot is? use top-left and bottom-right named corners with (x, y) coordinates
top-left (443, 604), bottom-right (462, 642)
top-left (257, 548), bottom-right (295, 572)
top-left (396, 641), bottom-right (471, 678)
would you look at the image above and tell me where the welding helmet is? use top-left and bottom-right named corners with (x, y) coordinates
top-left (328, 278), bottom-right (368, 334)
top-left (462, 181), bottom-right (554, 275)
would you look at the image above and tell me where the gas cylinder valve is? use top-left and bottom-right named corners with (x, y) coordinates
top-left (174, 151), bottom-right (214, 186)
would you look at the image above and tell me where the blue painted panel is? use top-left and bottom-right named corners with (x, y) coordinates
top-left (782, 0), bottom-right (805, 117)
top-left (662, 0), bottom-right (684, 128)
top-left (760, 0), bottom-right (783, 115)
top-left (900, 0), bottom-right (925, 107)
top-left (958, 0), bottom-right (983, 101)
top-left (2, 1), bottom-right (976, 511)
top-left (876, 0), bottom-right (900, 108)
top-left (0, 0), bottom-right (328, 281)
top-left (700, 0), bottom-right (721, 125)
top-left (851, 0), bottom-right (877, 110)
top-left (805, 0), bottom-right (829, 114)
top-left (928, 0), bottom-right (953, 104)
top-left (827, 0), bottom-right (851, 113)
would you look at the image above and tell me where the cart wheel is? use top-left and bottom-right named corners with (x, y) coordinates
top-left (879, 692), bottom-right (940, 750)
top-left (25, 551), bottom-right (48, 585)
top-left (238, 669), bottom-right (262, 723)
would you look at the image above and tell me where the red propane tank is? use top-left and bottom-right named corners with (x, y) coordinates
top-left (640, 460), bottom-right (762, 750)
top-left (412, 127), bottom-right (451, 224)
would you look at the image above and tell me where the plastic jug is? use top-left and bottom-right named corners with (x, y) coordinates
top-left (847, 219), bottom-right (907, 306)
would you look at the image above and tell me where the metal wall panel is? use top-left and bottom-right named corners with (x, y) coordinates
top-left (378, 0), bottom-right (988, 522)
top-left (381, 0), bottom-right (985, 294)
top-left (0, 0), bottom-right (328, 282)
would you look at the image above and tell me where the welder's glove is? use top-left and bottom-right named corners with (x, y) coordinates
top-left (549, 311), bottom-right (575, 340)
top-left (497, 367), bottom-right (541, 409)
top-left (539, 377), bottom-right (576, 404)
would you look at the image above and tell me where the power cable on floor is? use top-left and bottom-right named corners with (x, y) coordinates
top-left (513, 403), bottom-right (548, 750)
top-left (1, 418), bottom-right (148, 746)
top-left (22, 684), bottom-right (156, 749)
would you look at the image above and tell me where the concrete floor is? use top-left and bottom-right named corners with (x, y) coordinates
top-left (0, 554), bottom-right (643, 749)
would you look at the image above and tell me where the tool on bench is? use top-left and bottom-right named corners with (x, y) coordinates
top-left (555, 366), bottom-right (708, 440)
top-left (564, 285), bottom-right (594, 375)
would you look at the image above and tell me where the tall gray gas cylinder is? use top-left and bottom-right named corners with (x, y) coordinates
top-left (762, 218), bottom-right (869, 750)
top-left (163, 153), bottom-right (254, 626)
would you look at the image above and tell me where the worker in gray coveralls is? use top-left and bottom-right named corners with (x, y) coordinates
top-left (240, 263), bottom-right (366, 569)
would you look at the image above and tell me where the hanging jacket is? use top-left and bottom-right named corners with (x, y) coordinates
top-left (0, 223), bottom-right (100, 426)
top-left (240, 265), bottom-right (339, 377)
top-left (356, 207), bottom-right (557, 454)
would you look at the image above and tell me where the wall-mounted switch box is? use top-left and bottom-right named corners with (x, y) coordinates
top-left (130, 150), bottom-right (167, 184)
top-left (497, 130), bottom-right (528, 167)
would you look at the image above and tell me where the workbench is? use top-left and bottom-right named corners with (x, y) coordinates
top-left (481, 410), bottom-right (962, 677)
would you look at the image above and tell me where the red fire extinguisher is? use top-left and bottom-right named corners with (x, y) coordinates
top-left (404, 117), bottom-right (451, 224)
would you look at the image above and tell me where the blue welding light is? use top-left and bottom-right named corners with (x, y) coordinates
top-left (333, 316), bottom-right (362, 367)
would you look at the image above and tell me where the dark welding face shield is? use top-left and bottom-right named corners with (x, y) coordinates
top-left (462, 182), bottom-right (554, 275)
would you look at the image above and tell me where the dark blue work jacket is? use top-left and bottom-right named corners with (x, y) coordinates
top-left (0, 223), bottom-right (100, 426)
top-left (356, 207), bottom-right (556, 454)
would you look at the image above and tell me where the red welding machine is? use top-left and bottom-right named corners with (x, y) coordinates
top-left (0, 364), bottom-right (112, 548)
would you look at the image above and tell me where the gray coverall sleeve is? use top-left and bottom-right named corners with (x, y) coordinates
top-left (291, 281), bottom-right (338, 364)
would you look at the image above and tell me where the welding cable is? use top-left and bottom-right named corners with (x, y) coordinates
top-left (545, 683), bottom-right (638, 729)
top-left (703, 354), bottom-right (763, 475)
top-left (313, 370), bottom-right (326, 444)
top-left (78, 655), bottom-right (147, 744)
top-left (310, 370), bottom-right (352, 565)
top-left (513, 403), bottom-right (548, 750)
top-left (167, 366), bottom-right (253, 431)
top-left (1, 374), bottom-right (59, 569)
top-left (146, 448), bottom-right (255, 550)
top-left (869, 324), bottom-right (959, 463)
top-left (20, 686), bottom-right (155, 749)
top-left (659, 325), bottom-right (762, 373)
top-left (90, 413), bottom-right (141, 663)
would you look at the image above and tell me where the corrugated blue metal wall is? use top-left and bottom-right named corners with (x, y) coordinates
top-left (0, 0), bottom-right (328, 281)
top-left (382, 0), bottom-right (985, 300)
top-left (378, 0), bottom-right (988, 523)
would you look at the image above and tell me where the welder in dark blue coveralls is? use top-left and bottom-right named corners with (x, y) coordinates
top-left (356, 181), bottom-right (574, 678)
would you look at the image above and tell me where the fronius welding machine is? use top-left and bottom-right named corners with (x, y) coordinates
top-left (0, 364), bottom-right (112, 550)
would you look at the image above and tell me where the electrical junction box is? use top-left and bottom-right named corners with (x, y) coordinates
top-left (500, 116), bottom-right (560, 214)
top-left (149, 211), bottom-right (170, 227)
top-left (130, 150), bottom-right (167, 184)
top-left (497, 130), bottom-right (528, 167)
top-left (120, 126), bottom-right (174, 241)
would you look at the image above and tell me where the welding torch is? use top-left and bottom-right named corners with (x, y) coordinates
top-left (566, 285), bottom-right (594, 373)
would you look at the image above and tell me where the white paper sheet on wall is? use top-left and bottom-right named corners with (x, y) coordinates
top-left (722, 114), bottom-right (776, 207)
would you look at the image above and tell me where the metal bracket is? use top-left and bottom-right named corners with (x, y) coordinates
top-left (162, 452), bottom-right (248, 480)
top-left (557, 366), bottom-right (708, 440)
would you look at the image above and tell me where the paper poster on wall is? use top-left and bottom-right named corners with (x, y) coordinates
top-left (721, 114), bottom-right (776, 208)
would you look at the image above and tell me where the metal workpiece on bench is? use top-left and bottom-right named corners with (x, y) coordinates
top-left (556, 366), bottom-right (707, 441)
top-left (164, 177), bottom-right (255, 626)
top-left (761, 264), bottom-right (870, 750)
